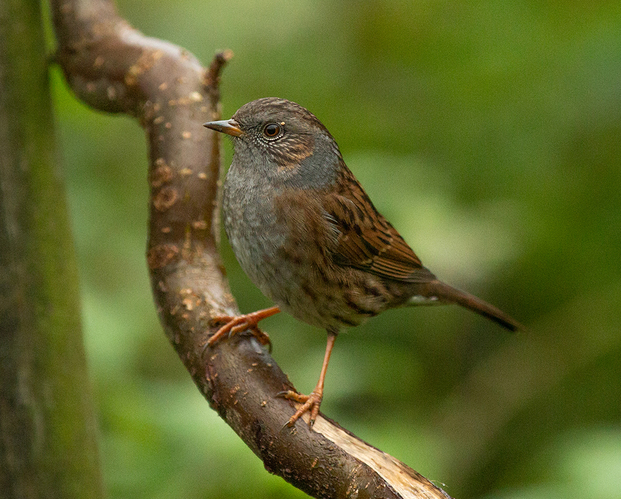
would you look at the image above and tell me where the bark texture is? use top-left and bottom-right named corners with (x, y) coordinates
top-left (0, 0), bottom-right (103, 497)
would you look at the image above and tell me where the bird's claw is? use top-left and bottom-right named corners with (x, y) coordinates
top-left (206, 312), bottom-right (273, 352)
top-left (278, 390), bottom-right (323, 428)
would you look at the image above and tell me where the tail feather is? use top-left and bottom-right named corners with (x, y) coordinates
top-left (425, 280), bottom-right (523, 332)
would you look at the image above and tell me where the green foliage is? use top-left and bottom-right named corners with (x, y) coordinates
top-left (50, 1), bottom-right (621, 497)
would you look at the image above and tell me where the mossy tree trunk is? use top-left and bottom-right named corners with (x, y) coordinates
top-left (0, 0), bottom-right (104, 497)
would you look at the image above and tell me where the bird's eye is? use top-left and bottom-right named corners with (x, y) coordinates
top-left (263, 123), bottom-right (282, 139)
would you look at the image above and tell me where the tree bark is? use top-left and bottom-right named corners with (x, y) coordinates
top-left (50, 0), bottom-right (453, 497)
top-left (0, 0), bottom-right (104, 497)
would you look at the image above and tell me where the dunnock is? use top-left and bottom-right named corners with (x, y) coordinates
top-left (205, 97), bottom-right (522, 428)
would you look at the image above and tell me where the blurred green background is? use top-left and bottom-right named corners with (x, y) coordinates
top-left (49, 1), bottom-right (621, 498)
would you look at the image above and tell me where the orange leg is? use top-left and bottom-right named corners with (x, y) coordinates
top-left (207, 306), bottom-right (280, 349)
top-left (280, 331), bottom-right (337, 429)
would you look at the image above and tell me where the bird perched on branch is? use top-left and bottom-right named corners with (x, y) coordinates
top-left (204, 97), bottom-right (522, 429)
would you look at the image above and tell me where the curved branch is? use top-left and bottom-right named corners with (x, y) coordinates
top-left (50, 1), bottom-right (452, 497)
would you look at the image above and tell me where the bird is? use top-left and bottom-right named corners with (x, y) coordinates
top-left (204, 97), bottom-right (522, 429)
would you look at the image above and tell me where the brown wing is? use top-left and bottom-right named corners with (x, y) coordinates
top-left (323, 167), bottom-right (435, 283)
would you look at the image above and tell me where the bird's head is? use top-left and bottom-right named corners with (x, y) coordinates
top-left (205, 98), bottom-right (343, 187)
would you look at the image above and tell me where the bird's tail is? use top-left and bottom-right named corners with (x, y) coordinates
top-left (422, 280), bottom-right (523, 332)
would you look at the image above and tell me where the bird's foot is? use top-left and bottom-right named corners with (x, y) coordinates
top-left (207, 306), bottom-right (280, 351)
top-left (279, 390), bottom-right (323, 428)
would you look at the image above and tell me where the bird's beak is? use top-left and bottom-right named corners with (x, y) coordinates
top-left (203, 118), bottom-right (244, 137)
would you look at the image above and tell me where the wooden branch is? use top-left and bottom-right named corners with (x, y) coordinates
top-left (50, 1), bottom-right (453, 497)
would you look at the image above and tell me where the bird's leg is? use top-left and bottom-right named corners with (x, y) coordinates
top-left (280, 330), bottom-right (337, 428)
top-left (207, 306), bottom-right (280, 350)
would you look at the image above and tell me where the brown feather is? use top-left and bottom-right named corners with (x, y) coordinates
top-left (322, 162), bottom-right (436, 283)
top-left (426, 280), bottom-right (524, 331)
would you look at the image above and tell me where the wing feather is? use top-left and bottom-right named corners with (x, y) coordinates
top-left (323, 166), bottom-right (435, 283)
